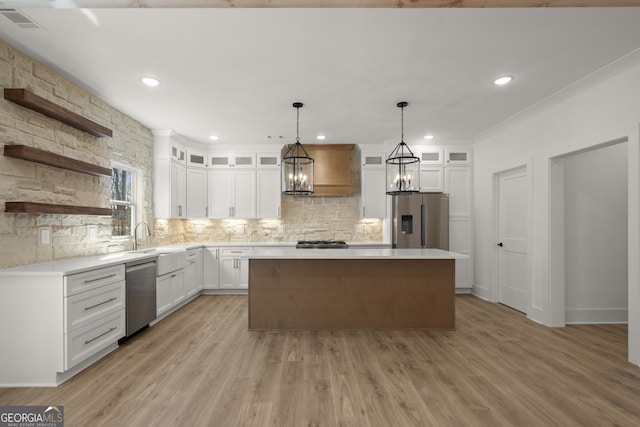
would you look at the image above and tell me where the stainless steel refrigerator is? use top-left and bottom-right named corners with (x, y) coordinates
top-left (391, 193), bottom-right (449, 249)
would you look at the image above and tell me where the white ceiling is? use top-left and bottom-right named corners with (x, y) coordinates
top-left (1, 8), bottom-right (640, 147)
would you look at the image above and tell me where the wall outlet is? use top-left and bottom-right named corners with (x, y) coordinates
top-left (196, 224), bottom-right (204, 234)
top-left (87, 225), bottom-right (98, 242)
top-left (277, 225), bottom-right (285, 234)
top-left (235, 225), bottom-right (245, 235)
top-left (39, 227), bottom-right (51, 245)
top-left (355, 224), bottom-right (364, 233)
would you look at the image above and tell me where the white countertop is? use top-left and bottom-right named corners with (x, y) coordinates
top-left (249, 247), bottom-right (467, 260)
top-left (0, 241), bottom-right (398, 276)
top-left (0, 252), bottom-right (159, 277)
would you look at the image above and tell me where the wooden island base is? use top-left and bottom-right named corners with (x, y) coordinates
top-left (248, 258), bottom-right (455, 330)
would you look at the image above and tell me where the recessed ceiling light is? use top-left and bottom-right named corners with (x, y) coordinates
top-left (141, 77), bottom-right (160, 87)
top-left (423, 134), bottom-right (434, 140)
top-left (209, 135), bottom-right (219, 141)
top-left (494, 76), bottom-right (513, 86)
top-left (316, 135), bottom-right (326, 140)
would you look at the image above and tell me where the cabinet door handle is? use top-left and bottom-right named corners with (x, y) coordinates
top-left (85, 326), bottom-right (117, 344)
top-left (84, 273), bottom-right (117, 284)
top-left (84, 297), bottom-right (117, 311)
top-left (205, 206), bottom-right (208, 217)
top-left (216, 248), bottom-right (219, 259)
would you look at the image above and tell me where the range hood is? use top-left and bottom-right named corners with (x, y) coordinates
top-left (302, 144), bottom-right (355, 197)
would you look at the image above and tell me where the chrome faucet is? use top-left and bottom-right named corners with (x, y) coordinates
top-left (133, 222), bottom-right (152, 251)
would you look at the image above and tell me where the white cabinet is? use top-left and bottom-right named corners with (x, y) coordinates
top-left (171, 162), bottom-right (186, 218)
top-left (153, 132), bottom-right (187, 219)
top-left (63, 265), bottom-right (126, 371)
top-left (203, 247), bottom-right (220, 289)
top-left (208, 169), bottom-right (256, 218)
top-left (156, 268), bottom-right (185, 316)
top-left (257, 169), bottom-right (281, 218)
top-left (257, 152), bottom-right (281, 169)
top-left (187, 148), bottom-right (208, 168)
top-left (171, 140), bottom-right (186, 164)
top-left (420, 167), bottom-right (444, 192)
top-left (445, 148), bottom-right (472, 165)
top-left (209, 153), bottom-right (256, 169)
top-left (444, 165), bottom-right (473, 289)
top-left (0, 265), bottom-right (129, 386)
top-left (184, 248), bottom-right (203, 297)
top-left (445, 166), bottom-right (472, 217)
top-left (360, 152), bottom-right (387, 218)
top-left (219, 248), bottom-right (250, 289)
top-left (186, 168), bottom-right (208, 218)
top-left (170, 269), bottom-right (186, 305)
top-left (156, 273), bottom-right (172, 315)
top-left (361, 168), bottom-right (386, 218)
top-left (420, 148), bottom-right (444, 165)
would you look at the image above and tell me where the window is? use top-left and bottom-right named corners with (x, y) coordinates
top-left (111, 164), bottom-right (136, 238)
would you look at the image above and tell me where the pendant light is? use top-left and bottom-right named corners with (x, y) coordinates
top-left (282, 102), bottom-right (314, 195)
top-left (386, 101), bottom-right (420, 194)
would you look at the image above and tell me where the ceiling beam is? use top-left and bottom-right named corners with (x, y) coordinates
top-left (4, 0), bottom-right (640, 8)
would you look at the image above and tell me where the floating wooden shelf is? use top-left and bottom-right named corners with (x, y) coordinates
top-left (5, 202), bottom-right (112, 216)
top-left (4, 145), bottom-right (112, 177)
top-left (4, 88), bottom-right (113, 138)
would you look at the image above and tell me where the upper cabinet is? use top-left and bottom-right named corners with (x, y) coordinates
top-left (420, 148), bottom-right (444, 165)
top-left (360, 151), bottom-right (387, 218)
top-left (209, 153), bottom-right (256, 169)
top-left (186, 148), bottom-right (208, 168)
top-left (445, 148), bottom-right (472, 165)
top-left (257, 153), bottom-right (281, 169)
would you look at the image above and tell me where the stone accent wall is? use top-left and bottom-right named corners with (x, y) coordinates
top-left (0, 40), bottom-right (154, 268)
top-left (153, 198), bottom-right (383, 245)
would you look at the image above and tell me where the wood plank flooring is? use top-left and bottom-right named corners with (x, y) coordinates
top-left (1, 295), bottom-right (639, 426)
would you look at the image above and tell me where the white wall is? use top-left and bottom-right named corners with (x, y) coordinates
top-left (473, 55), bottom-right (640, 365)
top-left (564, 142), bottom-right (628, 323)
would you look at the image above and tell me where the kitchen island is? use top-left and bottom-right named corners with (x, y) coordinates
top-left (248, 248), bottom-right (466, 331)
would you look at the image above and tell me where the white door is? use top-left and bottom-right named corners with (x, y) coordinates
top-left (186, 168), bottom-right (208, 218)
top-left (257, 169), bottom-right (281, 218)
top-left (498, 166), bottom-right (528, 313)
top-left (233, 170), bottom-right (257, 218)
top-left (208, 170), bottom-right (233, 218)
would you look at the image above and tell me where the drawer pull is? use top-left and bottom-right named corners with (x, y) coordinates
top-left (230, 251), bottom-right (243, 254)
top-left (84, 273), bottom-right (117, 284)
top-left (84, 297), bottom-right (117, 311)
top-left (84, 326), bottom-right (117, 344)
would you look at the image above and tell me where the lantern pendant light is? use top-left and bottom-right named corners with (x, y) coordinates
top-left (282, 102), bottom-right (314, 195)
top-left (386, 101), bottom-right (420, 194)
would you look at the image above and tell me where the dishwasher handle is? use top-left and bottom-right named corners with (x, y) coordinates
top-left (126, 261), bottom-right (157, 273)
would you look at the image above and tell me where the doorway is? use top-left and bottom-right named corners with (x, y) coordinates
top-left (550, 140), bottom-right (628, 324)
top-left (496, 165), bottom-right (529, 313)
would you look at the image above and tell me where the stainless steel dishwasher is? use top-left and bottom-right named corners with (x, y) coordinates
top-left (124, 259), bottom-right (157, 337)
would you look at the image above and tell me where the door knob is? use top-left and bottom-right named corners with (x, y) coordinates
top-left (497, 242), bottom-right (503, 247)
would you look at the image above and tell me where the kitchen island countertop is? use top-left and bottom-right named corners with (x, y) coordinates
top-left (249, 247), bottom-right (467, 260)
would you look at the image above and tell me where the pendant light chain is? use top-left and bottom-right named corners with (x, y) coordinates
top-left (296, 105), bottom-right (300, 143)
top-left (400, 103), bottom-right (404, 143)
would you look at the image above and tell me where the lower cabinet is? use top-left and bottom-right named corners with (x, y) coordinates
top-left (203, 246), bottom-right (251, 290)
top-left (203, 247), bottom-right (220, 289)
top-left (156, 268), bottom-right (185, 316)
top-left (0, 263), bottom-right (128, 386)
top-left (219, 248), bottom-right (250, 289)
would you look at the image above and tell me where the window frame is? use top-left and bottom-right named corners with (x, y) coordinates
top-left (110, 162), bottom-right (142, 240)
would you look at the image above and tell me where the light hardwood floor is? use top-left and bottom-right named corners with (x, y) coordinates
top-left (1, 295), bottom-right (639, 426)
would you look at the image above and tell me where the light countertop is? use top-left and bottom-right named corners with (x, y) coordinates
top-left (0, 241), bottom-right (411, 277)
top-left (249, 247), bottom-right (467, 260)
